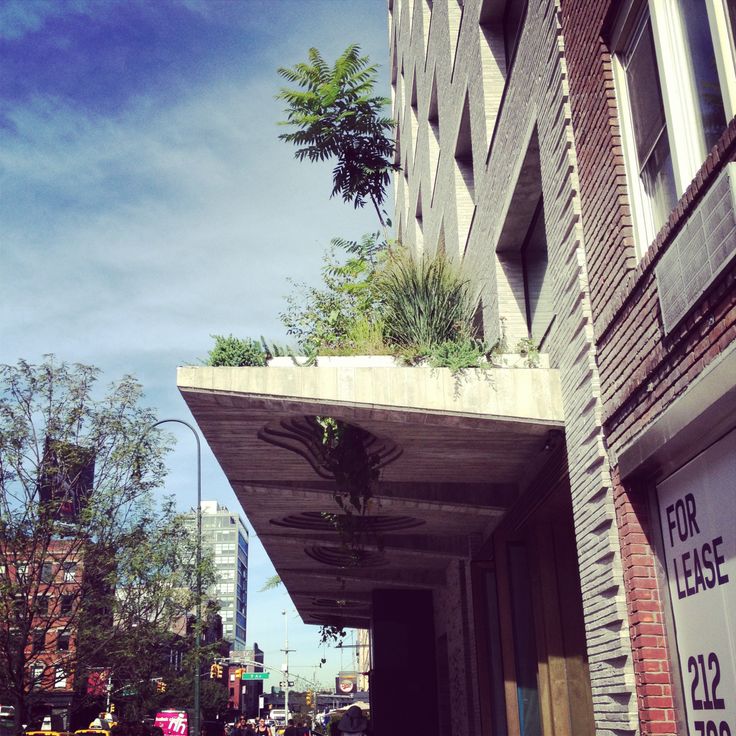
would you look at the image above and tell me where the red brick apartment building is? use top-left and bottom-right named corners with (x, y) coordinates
top-left (1, 541), bottom-right (83, 729)
top-left (177, 1), bottom-right (735, 735)
top-left (559, 2), bottom-right (736, 734)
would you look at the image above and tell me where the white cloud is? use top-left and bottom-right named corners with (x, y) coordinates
top-left (1, 0), bottom-right (390, 685)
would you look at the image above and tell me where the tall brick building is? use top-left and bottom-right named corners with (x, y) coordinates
top-left (178, 1), bottom-right (735, 735)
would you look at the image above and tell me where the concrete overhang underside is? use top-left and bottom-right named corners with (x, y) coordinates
top-left (177, 365), bottom-right (564, 630)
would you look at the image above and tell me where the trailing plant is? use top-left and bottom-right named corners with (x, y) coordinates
top-left (277, 45), bottom-right (399, 226)
top-left (427, 337), bottom-right (492, 372)
top-left (315, 416), bottom-right (380, 516)
top-left (206, 335), bottom-right (266, 367)
top-left (318, 624), bottom-right (347, 646)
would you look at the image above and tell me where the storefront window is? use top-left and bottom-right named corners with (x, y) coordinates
top-left (483, 569), bottom-right (508, 736)
top-left (508, 543), bottom-right (541, 736)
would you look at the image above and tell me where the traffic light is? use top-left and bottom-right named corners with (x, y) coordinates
top-left (156, 680), bottom-right (167, 693)
top-left (305, 690), bottom-right (313, 707)
top-left (216, 664), bottom-right (223, 679)
top-left (110, 704), bottom-right (115, 714)
top-left (210, 664), bottom-right (218, 679)
top-left (234, 668), bottom-right (243, 680)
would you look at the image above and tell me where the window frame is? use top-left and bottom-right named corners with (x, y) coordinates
top-left (611, 0), bottom-right (736, 255)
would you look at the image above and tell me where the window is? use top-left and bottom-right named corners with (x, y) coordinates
top-left (503, 0), bottom-right (528, 68)
top-left (521, 199), bottom-right (555, 347)
top-left (32, 630), bottom-right (45, 654)
top-left (30, 662), bottom-right (45, 690)
top-left (54, 667), bottom-right (67, 689)
top-left (37, 596), bottom-right (49, 616)
top-left (613, 0), bottom-right (736, 252)
top-left (41, 562), bottom-right (54, 583)
top-left (62, 562), bottom-right (77, 582)
top-left (60, 595), bottom-right (73, 615)
top-left (57, 634), bottom-right (70, 651)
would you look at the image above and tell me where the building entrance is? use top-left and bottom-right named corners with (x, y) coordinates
top-left (475, 483), bottom-right (595, 736)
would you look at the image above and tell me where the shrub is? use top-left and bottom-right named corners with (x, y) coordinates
top-left (206, 335), bottom-right (266, 367)
top-left (377, 250), bottom-right (473, 350)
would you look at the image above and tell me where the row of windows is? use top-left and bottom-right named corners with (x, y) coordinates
top-left (394, 0), bottom-right (735, 308)
top-left (31, 630), bottom-right (71, 653)
top-left (2, 561), bottom-right (78, 582)
top-left (29, 662), bottom-right (68, 689)
top-left (393, 0), bottom-right (530, 257)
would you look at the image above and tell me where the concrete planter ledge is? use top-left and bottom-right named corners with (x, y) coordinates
top-left (177, 363), bottom-right (563, 424)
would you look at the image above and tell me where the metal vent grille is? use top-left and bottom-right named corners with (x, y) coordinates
top-left (656, 163), bottom-right (736, 334)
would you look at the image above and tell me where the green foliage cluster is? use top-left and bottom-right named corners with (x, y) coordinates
top-left (378, 249), bottom-right (471, 348)
top-left (277, 45), bottom-right (399, 224)
top-left (206, 335), bottom-right (266, 367)
top-left (0, 358), bottom-right (218, 733)
top-left (280, 233), bottom-right (388, 356)
top-left (281, 240), bottom-right (493, 372)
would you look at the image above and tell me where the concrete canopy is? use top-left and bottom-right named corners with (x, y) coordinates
top-left (177, 364), bottom-right (564, 629)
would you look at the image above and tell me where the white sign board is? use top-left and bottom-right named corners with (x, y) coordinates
top-left (657, 429), bottom-right (736, 736)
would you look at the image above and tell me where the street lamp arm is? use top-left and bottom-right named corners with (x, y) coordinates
top-left (140, 418), bottom-right (202, 736)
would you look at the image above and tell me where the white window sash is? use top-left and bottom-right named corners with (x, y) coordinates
top-left (650, 0), bottom-right (707, 190)
top-left (613, 39), bottom-right (659, 254)
top-left (707, 0), bottom-right (736, 118)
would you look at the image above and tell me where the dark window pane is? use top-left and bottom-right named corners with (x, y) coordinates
top-left (641, 132), bottom-right (677, 231)
top-left (522, 201), bottom-right (555, 346)
top-left (680, 0), bottom-right (727, 150)
top-left (625, 18), bottom-right (668, 169)
top-left (60, 595), bottom-right (73, 615)
top-left (32, 630), bottom-right (45, 654)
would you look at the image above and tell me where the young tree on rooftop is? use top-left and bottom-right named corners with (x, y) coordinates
top-left (277, 44), bottom-right (399, 226)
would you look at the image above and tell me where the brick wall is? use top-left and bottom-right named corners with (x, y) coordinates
top-left (391, 0), bottom-right (638, 732)
top-left (559, 1), bottom-right (736, 734)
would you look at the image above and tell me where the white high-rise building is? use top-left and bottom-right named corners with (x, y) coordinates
top-left (189, 500), bottom-right (248, 651)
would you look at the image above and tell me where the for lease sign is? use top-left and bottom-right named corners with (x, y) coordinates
top-left (657, 429), bottom-right (735, 736)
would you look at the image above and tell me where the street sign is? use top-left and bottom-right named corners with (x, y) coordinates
top-left (241, 672), bottom-right (269, 680)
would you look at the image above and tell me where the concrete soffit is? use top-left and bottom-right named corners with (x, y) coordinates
top-left (177, 364), bottom-right (564, 626)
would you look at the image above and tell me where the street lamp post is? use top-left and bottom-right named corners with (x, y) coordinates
top-left (146, 419), bottom-right (202, 736)
top-left (281, 610), bottom-right (295, 724)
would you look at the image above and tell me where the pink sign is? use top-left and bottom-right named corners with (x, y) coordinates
top-left (155, 711), bottom-right (188, 736)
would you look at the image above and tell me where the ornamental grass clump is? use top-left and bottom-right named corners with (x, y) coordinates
top-left (378, 250), bottom-right (474, 352)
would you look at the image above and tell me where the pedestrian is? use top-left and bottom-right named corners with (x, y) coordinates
top-left (336, 706), bottom-right (368, 736)
top-left (233, 717), bottom-right (248, 736)
top-left (295, 722), bottom-right (309, 736)
top-left (253, 718), bottom-right (271, 736)
top-left (243, 721), bottom-right (256, 736)
top-left (283, 720), bottom-right (297, 736)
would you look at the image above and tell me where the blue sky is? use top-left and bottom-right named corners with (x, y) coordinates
top-left (0, 0), bottom-right (390, 689)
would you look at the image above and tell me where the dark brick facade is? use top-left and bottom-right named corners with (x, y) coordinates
top-left (560, 1), bottom-right (736, 733)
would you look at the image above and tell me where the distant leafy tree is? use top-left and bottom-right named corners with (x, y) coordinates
top-left (277, 45), bottom-right (399, 225)
top-left (0, 359), bottom-right (209, 733)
